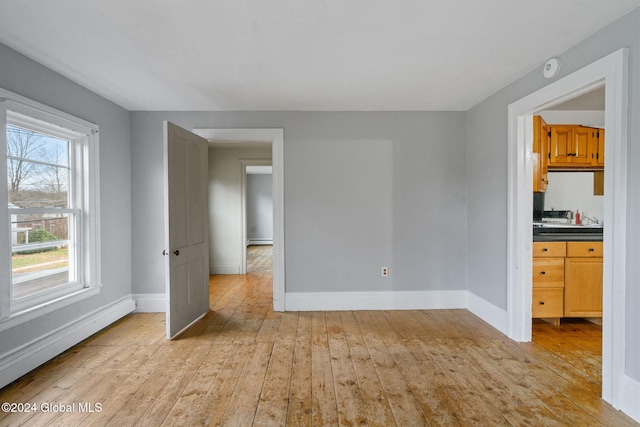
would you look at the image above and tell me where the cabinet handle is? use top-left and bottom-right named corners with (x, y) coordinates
top-left (542, 248), bottom-right (548, 252)
top-left (588, 248), bottom-right (595, 252)
top-left (540, 301), bottom-right (545, 305)
top-left (540, 271), bottom-right (546, 275)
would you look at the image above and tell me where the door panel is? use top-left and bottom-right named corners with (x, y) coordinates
top-left (550, 125), bottom-right (572, 165)
top-left (164, 121), bottom-right (210, 339)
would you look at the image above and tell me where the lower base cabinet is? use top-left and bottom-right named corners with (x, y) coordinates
top-left (532, 241), bottom-right (602, 324)
top-left (564, 257), bottom-right (603, 317)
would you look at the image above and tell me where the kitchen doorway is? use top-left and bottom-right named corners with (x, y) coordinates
top-left (507, 49), bottom-right (628, 407)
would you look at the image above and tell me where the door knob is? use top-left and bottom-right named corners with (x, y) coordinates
top-left (173, 250), bottom-right (180, 256)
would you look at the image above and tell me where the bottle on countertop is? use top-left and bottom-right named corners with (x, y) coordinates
top-left (575, 210), bottom-right (581, 225)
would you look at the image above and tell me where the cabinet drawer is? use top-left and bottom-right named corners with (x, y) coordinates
top-left (532, 258), bottom-right (564, 288)
top-left (566, 241), bottom-right (603, 257)
top-left (533, 242), bottom-right (566, 257)
top-left (532, 288), bottom-right (564, 318)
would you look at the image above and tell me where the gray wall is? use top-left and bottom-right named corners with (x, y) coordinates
top-left (0, 44), bottom-right (132, 354)
top-left (208, 147), bottom-right (272, 273)
top-left (247, 173), bottom-right (274, 242)
top-left (130, 111), bottom-right (467, 295)
top-left (466, 9), bottom-right (640, 380)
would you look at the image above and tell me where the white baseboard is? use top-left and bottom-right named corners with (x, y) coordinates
top-left (247, 239), bottom-right (273, 246)
top-left (285, 290), bottom-right (467, 311)
top-left (0, 295), bottom-right (135, 389)
top-left (133, 293), bottom-right (166, 313)
top-left (466, 291), bottom-right (508, 335)
top-left (621, 374), bottom-right (640, 422)
top-left (211, 264), bottom-right (241, 274)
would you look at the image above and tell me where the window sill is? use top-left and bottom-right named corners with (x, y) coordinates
top-left (0, 285), bottom-right (101, 333)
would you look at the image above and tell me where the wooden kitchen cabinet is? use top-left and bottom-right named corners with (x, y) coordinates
top-left (548, 125), bottom-right (602, 169)
top-left (533, 116), bottom-right (549, 192)
top-left (549, 125), bottom-right (573, 165)
top-left (564, 241), bottom-right (603, 318)
top-left (592, 128), bottom-right (604, 167)
top-left (532, 242), bottom-right (565, 324)
top-left (532, 241), bottom-right (603, 323)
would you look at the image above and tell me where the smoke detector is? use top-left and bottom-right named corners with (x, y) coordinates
top-left (543, 58), bottom-right (561, 79)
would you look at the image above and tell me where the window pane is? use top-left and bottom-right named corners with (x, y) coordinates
top-left (11, 213), bottom-right (74, 299)
top-left (7, 125), bottom-right (70, 208)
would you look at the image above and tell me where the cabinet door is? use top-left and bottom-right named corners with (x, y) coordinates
top-left (564, 257), bottom-right (603, 317)
top-left (592, 128), bottom-right (604, 167)
top-left (540, 122), bottom-right (550, 188)
top-left (549, 126), bottom-right (572, 166)
top-left (533, 116), bottom-right (549, 192)
top-left (572, 127), bottom-right (592, 165)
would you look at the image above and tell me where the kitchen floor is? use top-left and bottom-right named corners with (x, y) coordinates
top-left (532, 318), bottom-right (602, 389)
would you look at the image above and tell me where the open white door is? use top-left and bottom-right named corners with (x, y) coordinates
top-left (164, 122), bottom-right (210, 339)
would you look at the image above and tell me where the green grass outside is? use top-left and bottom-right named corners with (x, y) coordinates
top-left (12, 247), bottom-right (69, 270)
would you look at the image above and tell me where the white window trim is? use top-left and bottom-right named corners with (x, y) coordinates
top-left (0, 87), bottom-right (101, 327)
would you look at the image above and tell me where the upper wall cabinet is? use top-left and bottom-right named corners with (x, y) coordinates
top-left (548, 124), bottom-right (604, 170)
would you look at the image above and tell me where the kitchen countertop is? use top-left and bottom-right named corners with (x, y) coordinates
top-left (533, 223), bottom-right (603, 242)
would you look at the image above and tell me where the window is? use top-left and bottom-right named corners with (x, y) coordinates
top-left (1, 89), bottom-right (100, 321)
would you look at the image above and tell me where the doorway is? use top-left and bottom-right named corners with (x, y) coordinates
top-left (242, 162), bottom-right (273, 274)
top-left (507, 49), bottom-right (628, 406)
top-left (192, 128), bottom-right (285, 311)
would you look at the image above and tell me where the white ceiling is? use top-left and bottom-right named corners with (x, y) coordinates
top-left (0, 1), bottom-right (638, 111)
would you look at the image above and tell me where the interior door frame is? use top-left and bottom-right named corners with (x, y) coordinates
top-left (193, 128), bottom-right (285, 312)
top-left (240, 160), bottom-right (273, 274)
top-left (507, 49), bottom-right (628, 406)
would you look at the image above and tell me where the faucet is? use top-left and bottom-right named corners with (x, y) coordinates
top-left (582, 216), bottom-right (600, 225)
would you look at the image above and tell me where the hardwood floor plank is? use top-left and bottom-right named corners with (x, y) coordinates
top-left (286, 313), bottom-right (313, 426)
top-left (325, 312), bottom-right (369, 426)
top-left (76, 368), bottom-right (158, 427)
top-left (380, 311), bottom-right (501, 426)
top-left (339, 311), bottom-right (397, 427)
top-left (219, 342), bottom-right (272, 426)
top-left (188, 342), bottom-right (252, 426)
top-left (253, 341), bottom-right (295, 426)
top-left (134, 369), bottom-right (197, 426)
top-left (310, 311), bottom-right (339, 426)
top-left (356, 311), bottom-right (429, 426)
top-left (103, 368), bottom-right (176, 427)
top-left (156, 343), bottom-right (231, 426)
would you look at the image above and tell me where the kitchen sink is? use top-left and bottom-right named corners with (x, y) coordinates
top-left (533, 222), bottom-right (603, 229)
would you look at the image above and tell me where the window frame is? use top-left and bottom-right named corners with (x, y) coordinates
top-left (0, 88), bottom-right (101, 327)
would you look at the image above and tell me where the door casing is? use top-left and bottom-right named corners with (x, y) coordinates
top-left (507, 48), bottom-right (628, 407)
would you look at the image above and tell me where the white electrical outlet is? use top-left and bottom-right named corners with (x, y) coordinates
top-left (382, 267), bottom-right (388, 277)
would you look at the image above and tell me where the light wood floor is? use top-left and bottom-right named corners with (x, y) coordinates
top-left (246, 245), bottom-right (272, 274)
top-left (1, 273), bottom-right (637, 426)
